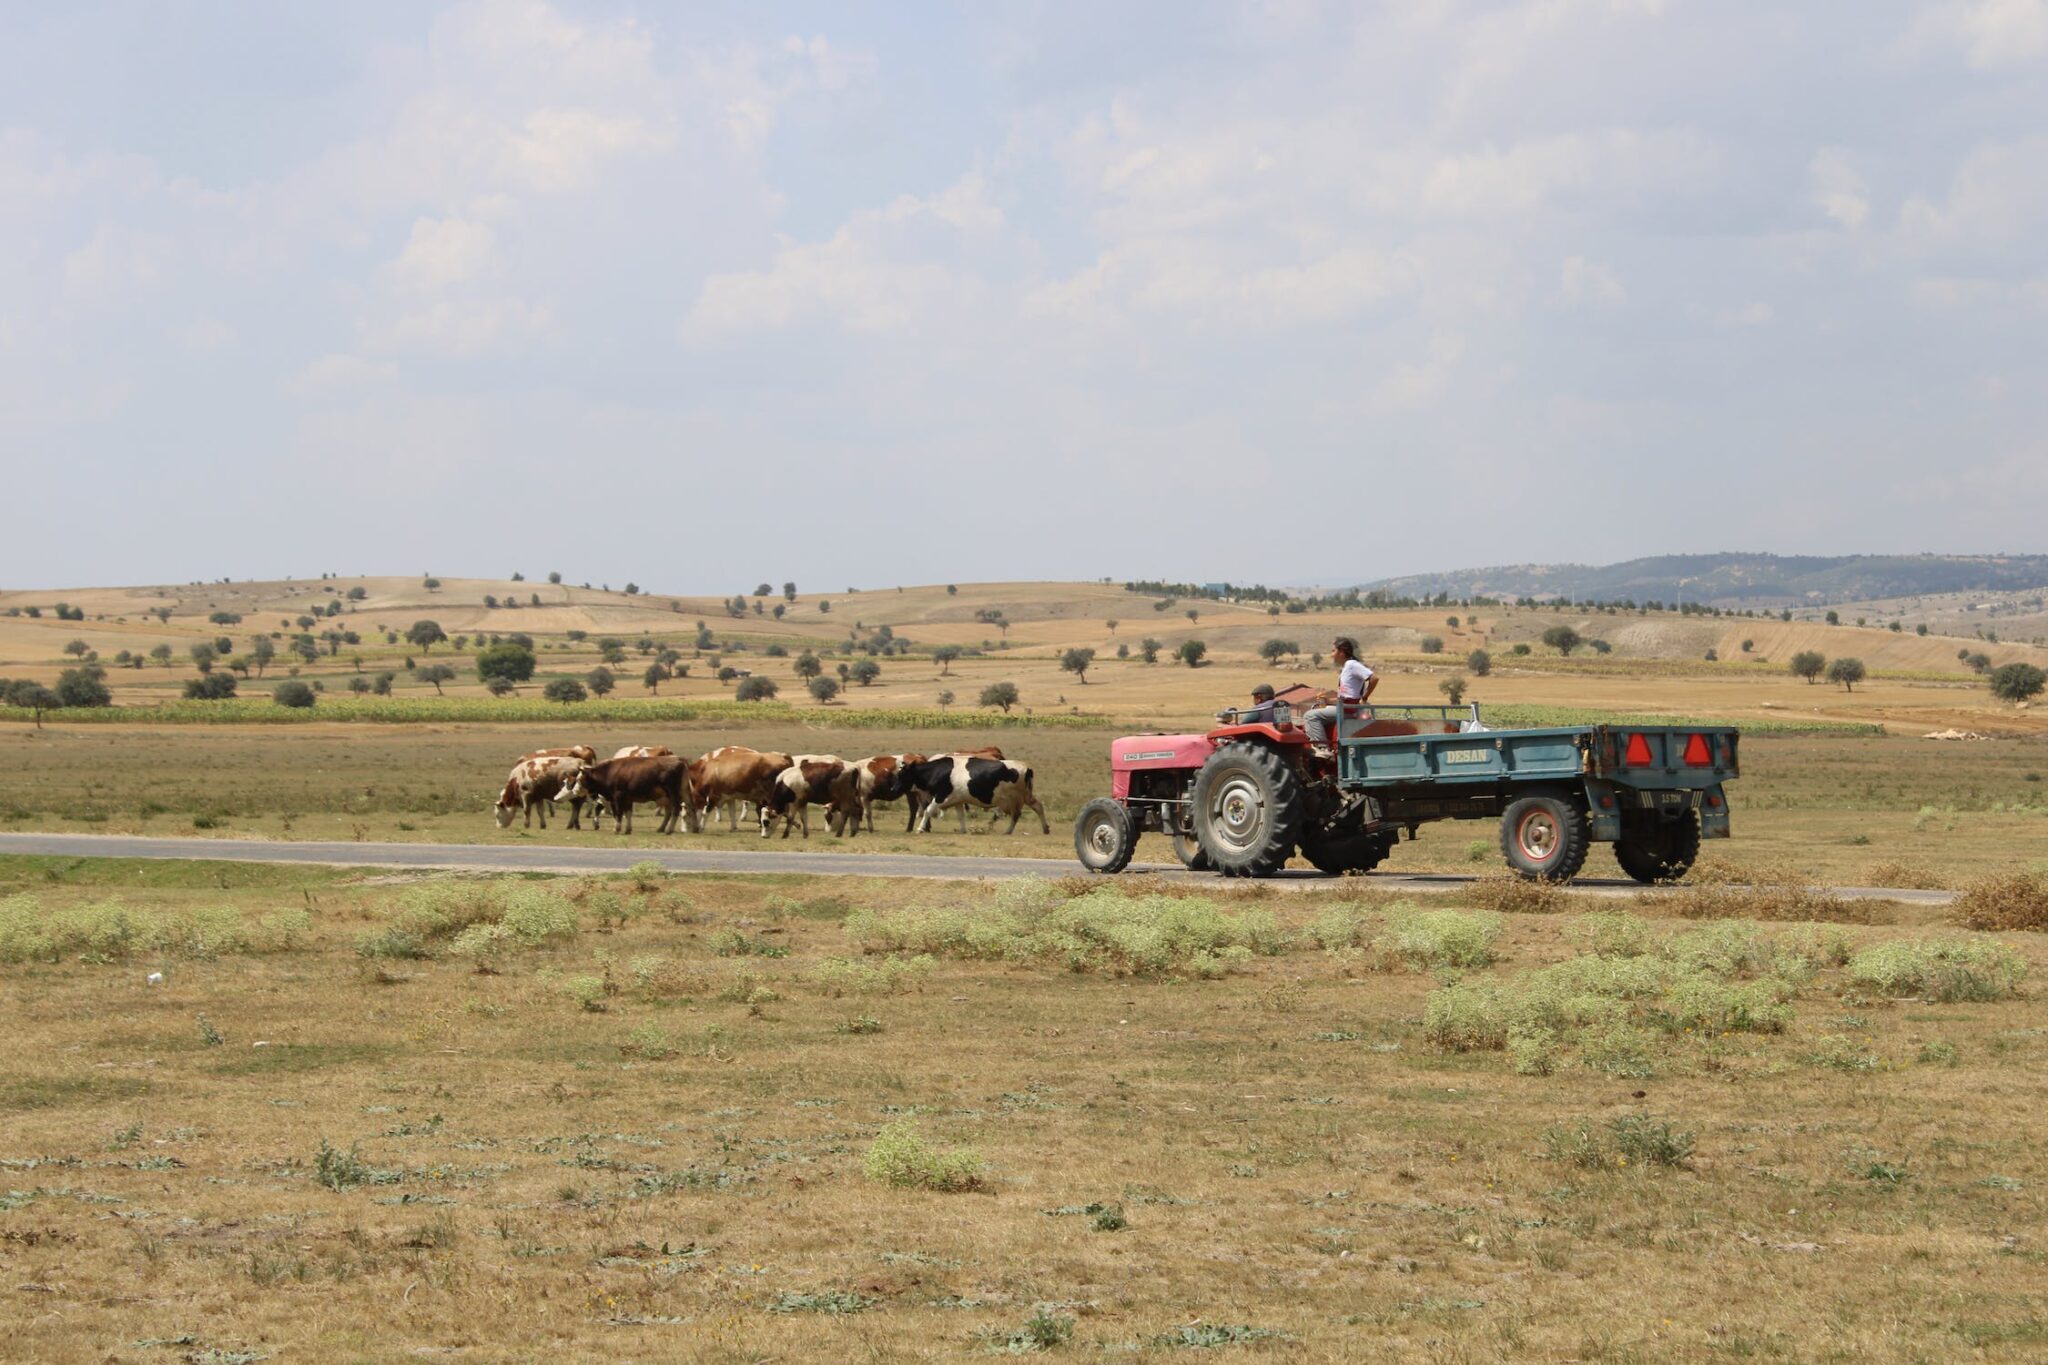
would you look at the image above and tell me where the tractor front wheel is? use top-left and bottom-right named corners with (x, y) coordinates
top-left (1074, 798), bottom-right (1137, 874)
top-left (1499, 794), bottom-right (1592, 882)
top-left (1192, 744), bottom-right (1303, 878)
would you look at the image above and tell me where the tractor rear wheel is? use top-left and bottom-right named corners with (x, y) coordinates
top-left (1074, 798), bottom-right (1137, 874)
top-left (1499, 794), bottom-right (1591, 882)
top-left (1614, 810), bottom-right (1701, 883)
top-left (1300, 827), bottom-right (1393, 876)
top-left (1192, 744), bottom-right (1303, 878)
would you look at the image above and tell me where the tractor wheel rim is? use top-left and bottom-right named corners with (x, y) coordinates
top-left (1210, 775), bottom-right (1265, 853)
top-left (1517, 810), bottom-right (1558, 861)
top-left (1083, 815), bottom-right (1121, 860)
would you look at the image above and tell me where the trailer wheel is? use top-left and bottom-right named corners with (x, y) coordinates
top-left (1614, 810), bottom-right (1701, 883)
top-left (1192, 744), bottom-right (1303, 878)
top-left (1074, 798), bottom-right (1137, 874)
top-left (1171, 828), bottom-right (1212, 872)
top-left (1300, 828), bottom-right (1393, 876)
top-left (1500, 795), bottom-right (1591, 882)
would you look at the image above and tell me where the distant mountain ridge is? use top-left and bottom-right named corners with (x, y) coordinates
top-left (1351, 554), bottom-right (2048, 607)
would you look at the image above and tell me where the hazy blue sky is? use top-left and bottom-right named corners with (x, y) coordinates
top-left (2, 1), bottom-right (2043, 592)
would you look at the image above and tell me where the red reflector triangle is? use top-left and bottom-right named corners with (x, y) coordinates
top-left (1683, 733), bottom-right (1712, 766)
top-left (1624, 733), bottom-right (1653, 765)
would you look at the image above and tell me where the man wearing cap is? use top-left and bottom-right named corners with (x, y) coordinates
top-left (1239, 683), bottom-right (1278, 724)
top-left (1303, 636), bottom-right (1377, 755)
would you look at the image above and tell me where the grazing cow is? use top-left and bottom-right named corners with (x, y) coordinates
top-left (519, 746), bottom-right (602, 825)
top-left (689, 746), bottom-right (795, 837)
top-left (494, 755), bottom-right (593, 830)
top-left (612, 745), bottom-right (673, 759)
top-left (764, 754), bottom-right (863, 839)
top-left (559, 755), bottom-right (692, 835)
top-left (901, 753), bottom-right (1050, 835)
top-left (527, 745), bottom-right (596, 764)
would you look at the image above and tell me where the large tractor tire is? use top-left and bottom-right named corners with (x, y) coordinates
top-left (1192, 744), bottom-right (1303, 878)
top-left (1499, 794), bottom-right (1592, 882)
top-left (1614, 810), bottom-right (1702, 884)
top-left (1170, 827), bottom-right (1212, 872)
top-left (1301, 827), bottom-right (1393, 876)
top-left (1074, 798), bottom-right (1137, 874)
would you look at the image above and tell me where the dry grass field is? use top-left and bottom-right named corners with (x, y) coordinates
top-left (3, 856), bottom-right (2046, 1360)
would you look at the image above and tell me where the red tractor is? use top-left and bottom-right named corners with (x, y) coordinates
top-left (1072, 699), bottom-right (1464, 877)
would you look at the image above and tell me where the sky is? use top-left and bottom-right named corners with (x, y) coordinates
top-left (1, 0), bottom-right (2044, 593)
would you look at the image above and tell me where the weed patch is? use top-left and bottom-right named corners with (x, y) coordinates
top-left (1846, 940), bottom-right (2027, 1002)
top-left (1951, 870), bottom-right (2048, 932)
top-left (863, 1119), bottom-right (983, 1192)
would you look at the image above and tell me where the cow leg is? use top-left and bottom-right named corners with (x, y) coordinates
top-left (957, 803), bottom-right (970, 835)
top-left (1028, 793), bottom-right (1051, 834)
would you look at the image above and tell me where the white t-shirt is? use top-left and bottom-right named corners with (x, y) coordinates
top-left (1338, 658), bottom-right (1375, 701)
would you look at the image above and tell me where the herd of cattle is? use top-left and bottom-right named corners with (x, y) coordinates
top-left (493, 744), bottom-right (1051, 839)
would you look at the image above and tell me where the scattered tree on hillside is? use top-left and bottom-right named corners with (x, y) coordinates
top-left (273, 680), bottom-right (316, 709)
top-left (1826, 657), bottom-right (1865, 692)
top-left (1060, 647), bottom-right (1096, 684)
top-left (1105, 619), bottom-right (1118, 634)
top-left (1439, 676), bottom-right (1467, 706)
top-left (585, 667), bottom-right (616, 697)
top-left (417, 663), bottom-right (457, 695)
top-left (1139, 637), bottom-right (1162, 664)
top-left (423, 577), bottom-right (441, 591)
top-left (1541, 625), bottom-right (1581, 656)
top-left (1446, 616), bottom-right (1460, 629)
top-left (5, 681), bottom-right (61, 727)
top-left (793, 652), bottom-right (823, 681)
top-left (980, 681), bottom-right (1020, 713)
top-left (183, 673), bottom-right (237, 700)
top-left (932, 645), bottom-right (961, 676)
top-left (62, 638), bottom-right (88, 657)
top-left (1419, 635), bottom-right (1445, 654)
top-left (1467, 649), bottom-right (1492, 677)
top-left (484, 676), bottom-right (517, 697)
top-left (54, 668), bottom-right (111, 708)
top-left (190, 643), bottom-right (217, 674)
top-left (849, 658), bottom-right (881, 687)
top-left (1824, 610), bottom-right (1839, 625)
top-left (1789, 650), bottom-right (1826, 684)
top-left (1965, 652), bottom-right (1992, 674)
top-left (735, 676), bottom-right (779, 702)
top-left (1178, 640), bottom-right (1208, 668)
top-left (475, 643), bottom-right (536, 686)
top-left (783, 582), bottom-right (797, 602)
top-left (808, 676), bottom-right (839, 704)
top-left (1260, 639), bottom-right (1298, 665)
top-left (543, 678), bottom-right (587, 704)
top-left (407, 620), bottom-right (446, 653)
top-left (347, 586), bottom-right (367, 601)
top-left (936, 689), bottom-right (955, 710)
top-left (1989, 662), bottom-right (2046, 705)
top-left (150, 644), bottom-right (173, 668)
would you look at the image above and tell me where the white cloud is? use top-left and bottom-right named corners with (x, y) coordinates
top-left (1899, 135), bottom-right (2048, 249)
top-left (371, 298), bottom-right (553, 356)
top-left (1557, 255), bottom-right (1626, 306)
top-left (1908, 0), bottom-right (2048, 68)
top-left (1718, 300), bottom-right (1776, 327)
top-left (287, 353), bottom-right (399, 396)
top-left (175, 316), bottom-right (238, 350)
top-left (61, 224), bottom-right (168, 304)
top-left (391, 215), bottom-right (497, 290)
top-left (683, 174), bottom-right (1000, 339)
top-left (1370, 332), bottom-right (1465, 412)
top-left (1808, 148), bottom-right (1869, 229)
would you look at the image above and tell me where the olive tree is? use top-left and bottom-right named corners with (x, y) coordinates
top-left (1789, 651), bottom-right (1826, 684)
top-left (1989, 662), bottom-right (2046, 705)
top-left (417, 663), bottom-right (457, 695)
top-left (406, 620), bottom-right (447, 653)
top-left (808, 675), bottom-right (840, 704)
top-left (980, 681), bottom-right (1020, 713)
top-left (543, 678), bottom-right (587, 704)
top-left (1059, 647), bottom-right (1096, 684)
top-left (1177, 640), bottom-right (1208, 668)
top-left (1540, 625), bottom-right (1581, 656)
top-left (1826, 657), bottom-right (1865, 692)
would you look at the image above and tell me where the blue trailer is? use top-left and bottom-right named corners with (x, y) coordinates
top-left (1074, 703), bottom-right (1739, 882)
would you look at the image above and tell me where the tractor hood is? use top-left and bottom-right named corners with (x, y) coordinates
top-left (1111, 734), bottom-right (1216, 771)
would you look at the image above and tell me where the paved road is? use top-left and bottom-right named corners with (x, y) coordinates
top-left (0, 832), bottom-right (1957, 903)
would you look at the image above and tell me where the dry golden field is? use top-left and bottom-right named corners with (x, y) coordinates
top-left (2, 857), bottom-right (2046, 1361)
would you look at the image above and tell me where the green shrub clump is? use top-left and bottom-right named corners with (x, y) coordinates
top-left (0, 894), bottom-right (309, 964)
top-left (1846, 939), bottom-right (2028, 1002)
top-left (1370, 907), bottom-right (1501, 970)
top-left (361, 879), bottom-right (579, 962)
top-left (862, 1119), bottom-right (983, 1191)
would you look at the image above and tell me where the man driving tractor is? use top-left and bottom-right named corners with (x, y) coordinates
top-left (1303, 636), bottom-right (1377, 755)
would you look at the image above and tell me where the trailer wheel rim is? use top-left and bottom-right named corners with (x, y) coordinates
top-left (1209, 775), bottom-right (1266, 854)
top-left (1516, 808), bottom-right (1559, 863)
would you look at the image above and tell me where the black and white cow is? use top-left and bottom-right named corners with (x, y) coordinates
top-left (901, 753), bottom-right (1050, 835)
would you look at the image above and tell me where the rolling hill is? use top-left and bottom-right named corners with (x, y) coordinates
top-left (1354, 554), bottom-right (2048, 609)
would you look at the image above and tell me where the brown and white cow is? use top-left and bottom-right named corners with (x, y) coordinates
top-left (763, 754), bottom-right (865, 839)
top-left (612, 745), bottom-right (673, 760)
top-left (900, 752), bottom-right (1049, 835)
top-left (688, 746), bottom-right (795, 837)
top-left (494, 754), bottom-right (593, 830)
top-left (559, 755), bottom-right (693, 835)
top-left (527, 745), bottom-right (597, 764)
